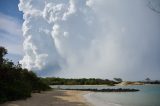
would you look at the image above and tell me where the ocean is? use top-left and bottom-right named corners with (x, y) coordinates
top-left (51, 84), bottom-right (160, 106)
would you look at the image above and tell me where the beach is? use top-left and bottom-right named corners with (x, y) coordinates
top-left (1, 90), bottom-right (91, 106)
top-left (1, 85), bottom-right (160, 106)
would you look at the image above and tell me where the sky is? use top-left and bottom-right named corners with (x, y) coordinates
top-left (0, 0), bottom-right (160, 80)
top-left (0, 0), bottom-right (23, 62)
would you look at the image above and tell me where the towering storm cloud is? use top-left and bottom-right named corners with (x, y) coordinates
top-left (18, 0), bottom-right (160, 80)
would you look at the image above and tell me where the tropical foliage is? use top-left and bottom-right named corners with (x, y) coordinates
top-left (42, 77), bottom-right (117, 86)
top-left (0, 46), bottom-right (50, 103)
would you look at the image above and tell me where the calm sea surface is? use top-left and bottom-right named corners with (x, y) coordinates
top-left (51, 84), bottom-right (160, 106)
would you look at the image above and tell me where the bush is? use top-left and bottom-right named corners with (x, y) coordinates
top-left (0, 46), bottom-right (51, 103)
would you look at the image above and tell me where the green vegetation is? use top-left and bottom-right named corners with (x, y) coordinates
top-left (142, 78), bottom-right (160, 84)
top-left (113, 78), bottom-right (123, 83)
top-left (0, 46), bottom-right (51, 103)
top-left (42, 77), bottom-right (117, 86)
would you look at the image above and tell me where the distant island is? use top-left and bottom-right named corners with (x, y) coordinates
top-left (115, 80), bottom-right (160, 86)
top-left (42, 77), bottom-right (160, 86)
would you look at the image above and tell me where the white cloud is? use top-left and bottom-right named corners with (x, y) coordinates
top-left (0, 13), bottom-right (22, 36)
top-left (19, 0), bottom-right (160, 80)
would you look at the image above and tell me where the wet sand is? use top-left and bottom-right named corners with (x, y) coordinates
top-left (1, 90), bottom-right (92, 106)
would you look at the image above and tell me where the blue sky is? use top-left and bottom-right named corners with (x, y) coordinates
top-left (0, 0), bottom-right (23, 63)
top-left (0, 0), bottom-right (23, 21)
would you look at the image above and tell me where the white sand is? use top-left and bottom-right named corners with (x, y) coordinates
top-left (1, 90), bottom-right (92, 106)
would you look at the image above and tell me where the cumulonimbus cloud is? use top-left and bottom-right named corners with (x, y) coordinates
top-left (18, 0), bottom-right (160, 80)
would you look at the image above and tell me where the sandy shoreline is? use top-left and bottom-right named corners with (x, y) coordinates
top-left (1, 90), bottom-right (92, 106)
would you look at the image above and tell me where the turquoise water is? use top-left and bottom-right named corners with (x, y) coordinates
top-left (84, 85), bottom-right (160, 106)
top-left (51, 85), bottom-right (160, 106)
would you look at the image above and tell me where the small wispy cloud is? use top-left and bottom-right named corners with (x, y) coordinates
top-left (0, 12), bottom-right (23, 57)
top-left (0, 13), bottom-right (22, 36)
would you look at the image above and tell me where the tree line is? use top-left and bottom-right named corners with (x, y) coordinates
top-left (0, 46), bottom-right (50, 103)
top-left (42, 77), bottom-right (118, 86)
